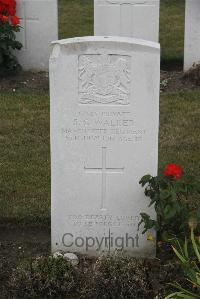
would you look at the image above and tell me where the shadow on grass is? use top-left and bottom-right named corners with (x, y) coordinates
top-left (161, 57), bottom-right (184, 71)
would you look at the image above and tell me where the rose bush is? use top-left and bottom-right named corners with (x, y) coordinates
top-left (138, 164), bottom-right (200, 242)
top-left (0, 0), bottom-right (22, 75)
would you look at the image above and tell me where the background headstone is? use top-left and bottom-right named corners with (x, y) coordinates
top-left (184, 0), bottom-right (200, 71)
top-left (15, 0), bottom-right (58, 71)
top-left (94, 0), bottom-right (160, 42)
top-left (50, 36), bottom-right (160, 257)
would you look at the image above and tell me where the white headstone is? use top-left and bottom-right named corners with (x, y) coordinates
top-left (184, 0), bottom-right (200, 71)
top-left (50, 36), bottom-right (160, 257)
top-left (94, 0), bottom-right (160, 42)
top-left (15, 0), bottom-right (58, 71)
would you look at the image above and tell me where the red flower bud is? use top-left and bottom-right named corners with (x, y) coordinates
top-left (0, 14), bottom-right (8, 22)
top-left (11, 15), bottom-right (19, 26)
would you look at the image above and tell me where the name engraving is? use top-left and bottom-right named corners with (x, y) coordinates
top-left (61, 111), bottom-right (146, 143)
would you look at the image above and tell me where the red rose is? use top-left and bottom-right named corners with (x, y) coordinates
top-left (0, 0), bottom-right (16, 17)
top-left (0, 5), bottom-right (7, 15)
top-left (163, 163), bottom-right (183, 180)
top-left (11, 15), bottom-right (19, 26)
top-left (8, 7), bottom-right (16, 16)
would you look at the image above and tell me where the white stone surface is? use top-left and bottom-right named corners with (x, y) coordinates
top-left (94, 0), bottom-right (160, 42)
top-left (63, 253), bottom-right (79, 266)
top-left (53, 251), bottom-right (63, 258)
top-left (50, 36), bottom-right (160, 257)
top-left (184, 0), bottom-right (200, 71)
top-left (15, 0), bottom-right (58, 71)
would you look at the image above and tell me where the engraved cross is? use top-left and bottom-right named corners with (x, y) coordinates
top-left (18, 1), bottom-right (39, 49)
top-left (84, 147), bottom-right (124, 211)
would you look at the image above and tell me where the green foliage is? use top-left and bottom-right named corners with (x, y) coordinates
top-left (160, 78), bottom-right (170, 92)
top-left (0, 22), bottom-right (22, 75)
top-left (165, 229), bottom-right (200, 299)
top-left (8, 254), bottom-right (155, 298)
top-left (139, 173), bottom-right (200, 241)
top-left (9, 256), bottom-right (88, 298)
top-left (92, 254), bottom-right (151, 299)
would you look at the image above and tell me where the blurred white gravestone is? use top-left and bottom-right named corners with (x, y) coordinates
top-left (15, 0), bottom-right (58, 71)
top-left (50, 36), bottom-right (160, 257)
top-left (94, 0), bottom-right (160, 42)
top-left (184, 0), bottom-right (200, 71)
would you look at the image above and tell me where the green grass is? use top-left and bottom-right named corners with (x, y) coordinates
top-left (159, 90), bottom-right (200, 179)
top-left (59, 0), bottom-right (185, 64)
top-left (0, 91), bottom-right (50, 225)
top-left (160, 0), bottom-right (185, 66)
top-left (59, 0), bottom-right (94, 39)
top-left (0, 90), bottom-right (199, 225)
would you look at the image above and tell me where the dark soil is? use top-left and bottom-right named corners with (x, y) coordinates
top-left (0, 71), bottom-right (49, 92)
top-left (160, 70), bottom-right (200, 92)
top-left (0, 226), bottom-right (50, 298)
top-left (0, 70), bottom-right (199, 93)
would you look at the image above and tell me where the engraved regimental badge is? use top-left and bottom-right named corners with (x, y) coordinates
top-left (79, 54), bottom-right (131, 105)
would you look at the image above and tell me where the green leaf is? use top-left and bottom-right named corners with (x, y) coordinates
top-left (0, 41), bottom-right (7, 50)
top-left (172, 246), bottom-right (187, 263)
top-left (138, 213), bottom-right (156, 233)
top-left (184, 237), bottom-right (189, 259)
top-left (164, 204), bottom-right (177, 220)
top-left (191, 229), bottom-right (200, 263)
top-left (139, 174), bottom-right (152, 187)
top-left (165, 292), bottom-right (192, 299)
top-left (160, 189), bottom-right (171, 200)
top-left (196, 273), bottom-right (200, 286)
top-left (169, 283), bottom-right (199, 298)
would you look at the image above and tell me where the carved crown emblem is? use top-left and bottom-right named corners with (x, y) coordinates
top-left (79, 54), bottom-right (131, 105)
